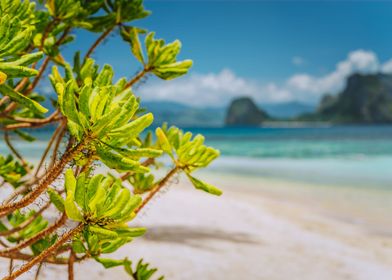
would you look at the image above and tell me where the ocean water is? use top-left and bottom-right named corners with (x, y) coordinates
top-left (190, 126), bottom-right (392, 188)
top-left (1, 125), bottom-right (392, 188)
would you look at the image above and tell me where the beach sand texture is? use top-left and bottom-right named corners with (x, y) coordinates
top-left (1, 173), bottom-right (391, 280)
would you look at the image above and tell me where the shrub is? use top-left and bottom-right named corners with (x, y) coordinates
top-left (0, 1), bottom-right (221, 279)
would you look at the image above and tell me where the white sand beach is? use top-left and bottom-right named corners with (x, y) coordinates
top-left (3, 172), bottom-right (391, 280)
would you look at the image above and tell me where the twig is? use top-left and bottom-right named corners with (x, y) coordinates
top-left (68, 250), bottom-right (75, 280)
top-left (8, 258), bottom-right (13, 276)
top-left (135, 166), bottom-right (178, 214)
top-left (50, 124), bottom-right (67, 168)
top-left (0, 137), bottom-right (88, 217)
top-left (124, 68), bottom-right (150, 89)
top-left (0, 213), bottom-right (67, 255)
top-left (34, 121), bottom-right (65, 178)
top-left (3, 131), bottom-right (30, 172)
top-left (34, 262), bottom-right (44, 280)
top-left (3, 223), bottom-right (84, 280)
top-left (84, 26), bottom-right (115, 60)
top-left (0, 201), bottom-right (51, 237)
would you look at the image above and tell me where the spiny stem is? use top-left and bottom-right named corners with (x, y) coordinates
top-left (2, 251), bottom-right (68, 265)
top-left (3, 223), bottom-right (84, 280)
top-left (0, 201), bottom-right (51, 237)
top-left (0, 138), bottom-right (87, 216)
top-left (0, 213), bottom-right (67, 255)
top-left (135, 166), bottom-right (179, 214)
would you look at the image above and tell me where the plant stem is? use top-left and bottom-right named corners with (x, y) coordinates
top-left (34, 121), bottom-right (65, 178)
top-left (34, 262), bottom-right (43, 280)
top-left (0, 201), bottom-right (51, 237)
top-left (3, 131), bottom-right (30, 172)
top-left (50, 125), bottom-right (67, 168)
top-left (8, 259), bottom-right (13, 276)
top-left (0, 137), bottom-right (87, 216)
top-left (135, 166), bottom-right (178, 214)
top-left (68, 250), bottom-right (75, 280)
top-left (0, 213), bottom-right (67, 255)
top-left (3, 223), bottom-right (84, 280)
top-left (84, 26), bottom-right (115, 60)
top-left (124, 68), bottom-right (150, 89)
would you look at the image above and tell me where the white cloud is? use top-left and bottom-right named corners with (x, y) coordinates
top-left (381, 58), bottom-right (392, 73)
top-left (139, 49), bottom-right (392, 106)
top-left (139, 69), bottom-right (261, 106)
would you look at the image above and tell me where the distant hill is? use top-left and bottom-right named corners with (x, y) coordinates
top-left (225, 97), bottom-right (269, 126)
top-left (261, 101), bottom-right (315, 118)
top-left (302, 73), bottom-right (392, 123)
top-left (142, 101), bottom-right (225, 127)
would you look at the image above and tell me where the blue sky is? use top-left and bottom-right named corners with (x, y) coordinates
top-left (63, 1), bottom-right (392, 106)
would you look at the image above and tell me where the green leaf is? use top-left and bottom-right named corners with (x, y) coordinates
top-left (47, 188), bottom-right (65, 212)
top-left (0, 84), bottom-right (48, 114)
top-left (121, 26), bottom-right (144, 64)
top-left (186, 174), bottom-right (222, 196)
top-left (61, 81), bottom-right (82, 126)
top-left (14, 130), bottom-right (36, 142)
top-left (64, 169), bottom-right (83, 221)
top-left (155, 127), bottom-right (172, 156)
top-left (89, 226), bottom-right (118, 239)
top-left (95, 257), bottom-right (126, 269)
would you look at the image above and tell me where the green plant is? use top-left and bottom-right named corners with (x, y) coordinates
top-left (0, 0), bottom-right (221, 279)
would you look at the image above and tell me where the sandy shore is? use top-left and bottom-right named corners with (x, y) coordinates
top-left (1, 173), bottom-right (392, 279)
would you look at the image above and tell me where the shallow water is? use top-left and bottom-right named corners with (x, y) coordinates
top-left (2, 125), bottom-right (392, 188)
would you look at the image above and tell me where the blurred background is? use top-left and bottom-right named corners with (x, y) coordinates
top-left (2, 1), bottom-right (392, 279)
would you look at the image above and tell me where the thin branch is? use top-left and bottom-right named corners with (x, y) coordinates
top-left (50, 124), bottom-right (67, 168)
top-left (84, 26), bottom-right (115, 60)
top-left (0, 137), bottom-right (88, 217)
top-left (34, 121), bottom-right (65, 178)
top-left (3, 251), bottom-right (69, 265)
top-left (34, 262), bottom-right (44, 280)
top-left (5, 109), bottom-right (60, 124)
top-left (135, 166), bottom-right (178, 214)
top-left (8, 258), bottom-right (13, 276)
top-left (4, 131), bottom-right (30, 172)
top-left (124, 67), bottom-right (150, 89)
top-left (68, 250), bottom-right (75, 280)
top-left (0, 213), bottom-right (67, 255)
top-left (0, 201), bottom-right (51, 237)
top-left (4, 223), bottom-right (84, 280)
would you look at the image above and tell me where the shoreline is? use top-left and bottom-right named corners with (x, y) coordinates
top-left (1, 172), bottom-right (390, 279)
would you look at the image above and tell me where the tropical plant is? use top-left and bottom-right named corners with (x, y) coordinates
top-left (0, 0), bottom-right (221, 279)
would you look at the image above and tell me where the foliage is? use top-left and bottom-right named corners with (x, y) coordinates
top-left (0, 0), bottom-right (221, 279)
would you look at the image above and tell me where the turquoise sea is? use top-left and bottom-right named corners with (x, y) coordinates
top-left (191, 126), bottom-right (392, 189)
top-left (2, 125), bottom-right (392, 189)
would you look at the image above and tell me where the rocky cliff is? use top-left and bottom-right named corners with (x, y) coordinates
top-left (225, 97), bottom-right (269, 126)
